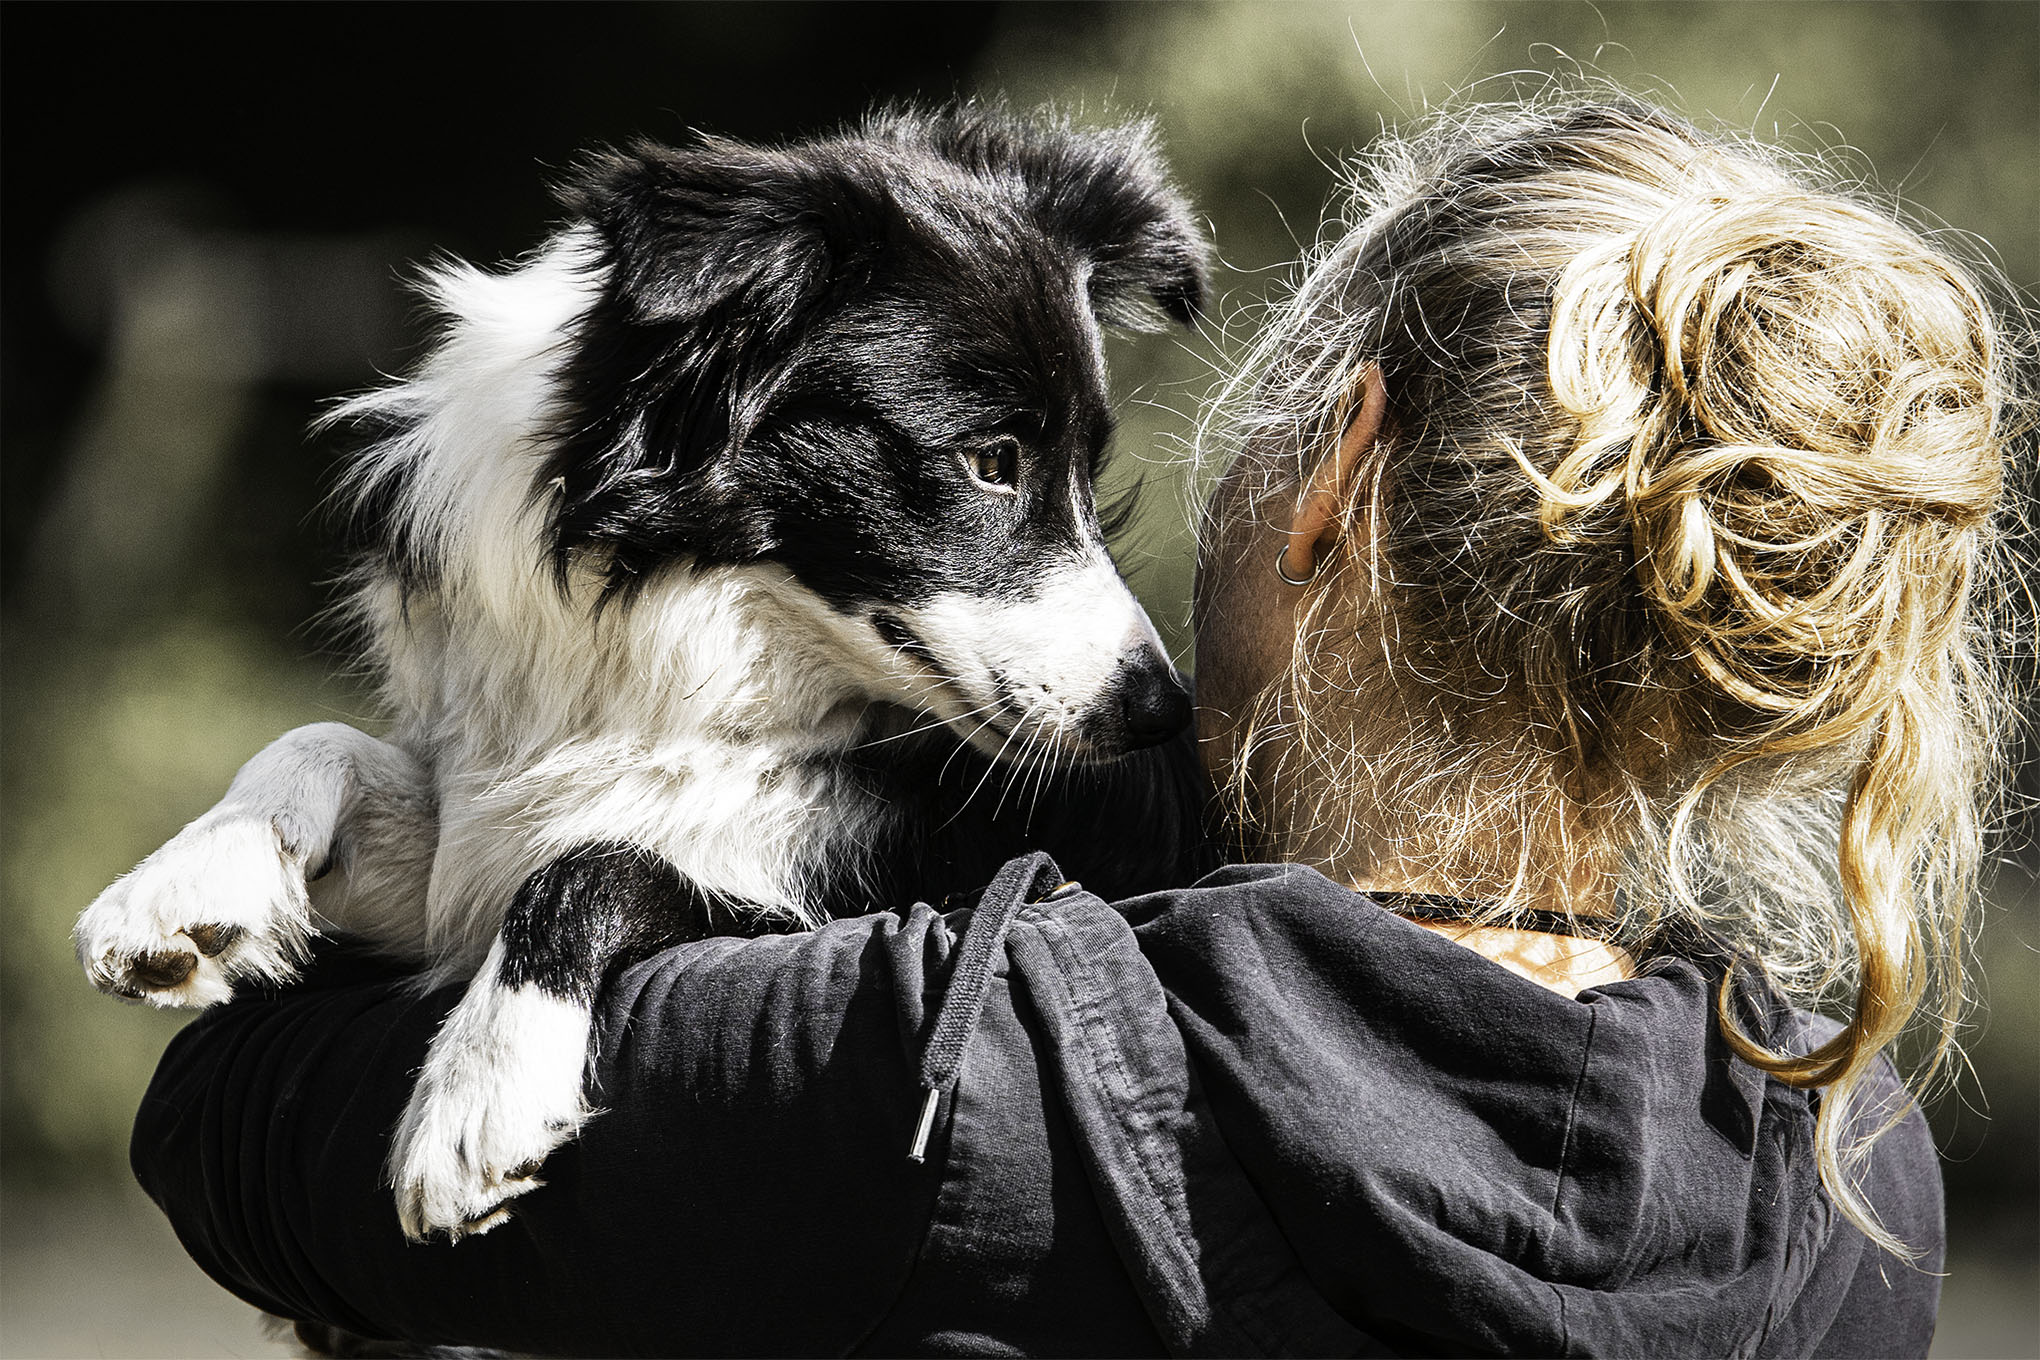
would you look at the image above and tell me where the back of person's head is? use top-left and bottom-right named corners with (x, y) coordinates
top-left (1204, 91), bottom-right (2026, 1253)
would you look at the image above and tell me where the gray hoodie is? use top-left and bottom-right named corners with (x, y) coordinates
top-left (134, 854), bottom-right (1939, 1356)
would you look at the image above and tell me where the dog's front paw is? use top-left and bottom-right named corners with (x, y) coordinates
top-left (75, 813), bottom-right (316, 1007)
top-left (390, 984), bottom-right (595, 1242)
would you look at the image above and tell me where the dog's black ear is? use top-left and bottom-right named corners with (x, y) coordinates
top-left (899, 108), bottom-right (1209, 329)
top-left (557, 136), bottom-right (863, 329)
top-left (543, 139), bottom-right (893, 591)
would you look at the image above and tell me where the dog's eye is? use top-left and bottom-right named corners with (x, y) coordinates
top-left (964, 439), bottom-right (1019, 493)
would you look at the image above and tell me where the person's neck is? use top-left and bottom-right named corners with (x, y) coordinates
top-left (1344, 869), bottom-right (1633, 999)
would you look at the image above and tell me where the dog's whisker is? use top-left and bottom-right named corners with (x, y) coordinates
top-left (991, 722), bottom-right (1031, 818)
top-left (853, 699), bottom-right (1005, 753)
top-left (1020, 715), bottom-right (1066, 823)
top-left (857, 723), bottom-right (963, 752)
top-left (1025, 718), bottom-right (1067, 823)
top-left (936, 709), bottom-right (1011, 789)
top-left (1014, 733), bottom-right (1046, 823)
top-left (1033, 719), bottom-right (1075, 823)
top-left (961, 711), bottom-right (1032, 815)
top-left (1016, 717), bottom-right (1058, 816)
top-left (992, 717), bottom-right (1047, 821)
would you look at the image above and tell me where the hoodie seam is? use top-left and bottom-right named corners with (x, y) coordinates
top-left (1550, 1004), bottom-right (1598, 1221)
top-left (1545, 1004), bottom-right (1598, 1358)
top-left (1027, 908), bottom-right (1239, 1339)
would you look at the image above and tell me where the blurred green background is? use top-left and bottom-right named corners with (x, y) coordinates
top-left (3, 3), bottom-right (2034, 1356)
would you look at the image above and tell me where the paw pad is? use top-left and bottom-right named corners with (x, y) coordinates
top-left (184, 923), bottom-right (246, 957)
top-left (127, 950), bottom-right (197, 989)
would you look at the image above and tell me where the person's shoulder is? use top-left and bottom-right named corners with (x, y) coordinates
top-left (1745, 1010), bottom-right (1944, 1357)
top-left (1779, 1010), bottom-right (1936, 1149)
top-left (1113, 860), bottom-right (1356, 927)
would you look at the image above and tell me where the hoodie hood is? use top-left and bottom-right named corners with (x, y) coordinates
top-left (1124, 862), bottom-right (1837, 1358)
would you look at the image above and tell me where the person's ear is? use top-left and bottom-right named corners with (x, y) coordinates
top-left (1281, 365), bottom-right (1386, 584)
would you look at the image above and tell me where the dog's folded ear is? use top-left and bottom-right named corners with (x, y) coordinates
top-left (557, 137), bottom-right (861, 331)
top-left (545, 140), bottom-right (864, 588)
top-left (887, 106), bottom-right (1210, 330)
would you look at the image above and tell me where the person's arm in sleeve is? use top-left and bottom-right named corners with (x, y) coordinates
top-left (131, 902), bottom-right (963, 1358)
top-left (132, 851), bottom-right (1359, 1358)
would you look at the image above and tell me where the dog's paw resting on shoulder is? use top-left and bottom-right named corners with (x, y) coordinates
top-left (389, 970), bottom-right (596, 1241)
top-left (74, 811), bottom-right (319, 1007)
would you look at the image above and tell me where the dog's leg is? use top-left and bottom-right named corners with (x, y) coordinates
top-left (389, 843), bottom-right (712, 1241)
top-left (75, 722), bottom-right (434, 1007)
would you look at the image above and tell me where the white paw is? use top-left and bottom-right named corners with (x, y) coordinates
top-left (389, 981), bottom-right (595, 1241)
top-left (74, 813), bottom-right (316, 1008)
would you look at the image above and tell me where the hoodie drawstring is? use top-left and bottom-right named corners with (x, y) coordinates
top-left (907, 851), bottom-right (1071, 1162)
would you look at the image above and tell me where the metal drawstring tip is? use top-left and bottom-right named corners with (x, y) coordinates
top-left (907, 1086), bottom-right (941, 1163)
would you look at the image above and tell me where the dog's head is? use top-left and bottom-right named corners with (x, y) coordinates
top-left (544, 106), bottom-right (1206, 759)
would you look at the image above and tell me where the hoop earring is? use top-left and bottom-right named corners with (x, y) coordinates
top-left (1274, 546), bottom-right (1317, 588)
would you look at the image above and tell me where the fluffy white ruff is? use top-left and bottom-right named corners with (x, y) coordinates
top-left (407, 562), bottom-right (912, 980)
top-left (389, 941), bottom-right (594, 1241)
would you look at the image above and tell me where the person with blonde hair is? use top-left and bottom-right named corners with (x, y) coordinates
top-left (131, 94), bottom-right (2016, 1357)
top-left (1198, 92), bottom-right (2014, 1256)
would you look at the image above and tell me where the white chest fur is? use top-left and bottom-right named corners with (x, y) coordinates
top-left (383, 564), bottom-right (902, 976)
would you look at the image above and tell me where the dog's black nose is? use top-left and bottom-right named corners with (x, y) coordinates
top-left (1117, 646), bottom-right (1192, 748)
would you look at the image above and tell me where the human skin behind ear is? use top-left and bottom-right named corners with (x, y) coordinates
top-left (1190, 370), bottom-right (1383, 764)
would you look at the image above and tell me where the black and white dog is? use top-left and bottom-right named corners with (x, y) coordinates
top-left (75, 106), bottom-right (1208, 1241)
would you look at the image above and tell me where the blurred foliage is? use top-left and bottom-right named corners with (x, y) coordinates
top-left (2, 0), bottom-right (2033, 1283)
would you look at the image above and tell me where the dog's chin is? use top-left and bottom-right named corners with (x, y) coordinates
top-left (884, 668), bottom-right (1179, 765)
top-left (938, 703), bottom-right (1160, 767)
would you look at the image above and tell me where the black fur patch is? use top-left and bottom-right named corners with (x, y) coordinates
top-left (497, 844), bottom-right (777, 1003)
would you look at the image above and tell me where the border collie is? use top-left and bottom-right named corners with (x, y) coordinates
top-left (75, 105), bottom-right (1208, 1241)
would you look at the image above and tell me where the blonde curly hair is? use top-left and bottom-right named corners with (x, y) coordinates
top-left (1203, 94), bottom-right (2025, 1254)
